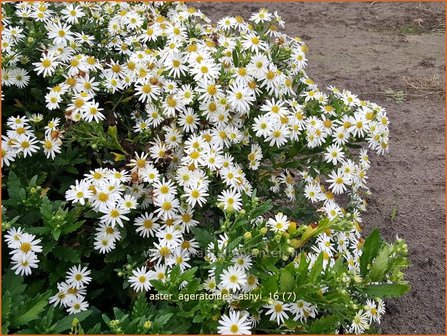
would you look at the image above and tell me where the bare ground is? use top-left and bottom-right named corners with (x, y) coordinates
top-left (194, 2), bottom-right (446, 334)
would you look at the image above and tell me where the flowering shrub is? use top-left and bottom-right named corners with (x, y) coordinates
top-left (1, 2), bottom-right (409, 334)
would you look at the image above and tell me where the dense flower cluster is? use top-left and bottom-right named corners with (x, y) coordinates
top-left (1, 2), bottom-right (407, 335)
top-left (4, 227), bottom-right (42, 276)
top-left (1, 2), bottom-right (389, 214)
top-left (49, 265), bottom-right (92, 315)
top-left (65, 168), bottom-right (131, 253)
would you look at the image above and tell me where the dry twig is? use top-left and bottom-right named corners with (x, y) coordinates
top-left (403, 73), bottom-right (445, 99)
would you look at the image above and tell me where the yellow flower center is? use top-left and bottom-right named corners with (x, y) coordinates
top-left (20, 242), bottom-right (31, 253)
top-left (162, 202), bottom-right (172, 211)
top-left (98, 192), bottom-right (109, 202)
top-left (143, 219), bottom-right (153, 228)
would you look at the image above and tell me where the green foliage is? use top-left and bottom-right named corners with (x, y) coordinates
top-left (1, 271), bottom-right (92, 334)
top-left (360, 229), bottom-right (382, 277)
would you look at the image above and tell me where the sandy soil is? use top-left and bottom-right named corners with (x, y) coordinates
top-left (193, 2), bottom-right (446, 334)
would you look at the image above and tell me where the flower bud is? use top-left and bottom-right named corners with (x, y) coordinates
top-left (109, 320), bottom-right (120, 328)
top-left (113, 152), bottom-right (126, 162)
top-left (2, 221), bottom-right (11, 230)
top-left (251, 248), bottom-right (259, 256)
top-left (288, 221), bottom-right (297, 232)
top-left (20, 56), bottom-right (29, 65)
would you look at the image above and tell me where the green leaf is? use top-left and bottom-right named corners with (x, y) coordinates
top-left (3, 271), bottom-right (26, 297)
top-left (295, 254), bottom-right (309, 284)
top-left (214, 262), bottom-right (225, 285)
top-left (263, 257), bottom-right (279, 273)
top-left (331, 255), bottom-right (344, 275)
top-left (262, 275), bottom-right (278, 295)
top-left (284, 318), bottom-right (300, 330)
top-left (191, 227), bottom-right (214, 249)
top-left (26, 226), bottom-right (52, 235)
top-left (52, 310), bottom-right (93, 333)
top-left (280, 269), bottom-right (295, 292)
top-left (296, 218), bottom-right (332, 248)
top-left (10, 291), bottom-right (51, 327)
top-left (308, 314), bottom-right (340, 333)
top-left (369, 245), bottom-right (390, 282)
top-left (178, 267), bottom-right (197, 283)
top-left (226, 236), bottom-right (243, 252)
top-left (169, 265), bottom-right (181, 284)
top-left (155, 313), bottom-right (173, 328)
top-left (150, 280), bottom-right (167, 293)
top-left (282, 160), bottom-right (302, 169)
top-left (7, 171), bottom-right (26, 202)
top-left (86, 323), bottom-right (102, 334)
top-left (180, 278), bottom-right (200, 294)
top-left (102, 314), bottom-right (111, 325)
top-left (132, 294), bottom-right (149, 319)
top-left (52, 246), bottom-right (81, 263)
top-left (108, 125), bottom-right (118, 137)
top-left (176, 305), bottom-right (200, 318)
top-left (309, 253), bottom-right (324, 283)
top-left (126, 316), bottom-right (142, 333)
top-left (2, 291), bottom-right (12, 323)
top-left (113, 307), bottom-right (127, 320)
top-left (42, 239), bottom-right (58, 255)
top-left (61, 220), bottom-right (85, 235)
top-left (40, 197), bottom-right (54, 220)
top-left (287, 145), bottom-right (300, 158)
top-left (360, 229), bottom-right (383, 277)
top-left (29, 175), bottom-right (39, 187)
top-left (250, 200), bottom-right (273, 218)
top-left (52, 229), bottom-right (61, 241)
top-left (64, 165), bottom-right (79, 174)
top-left (363, 283), bottom-right (410, 298)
